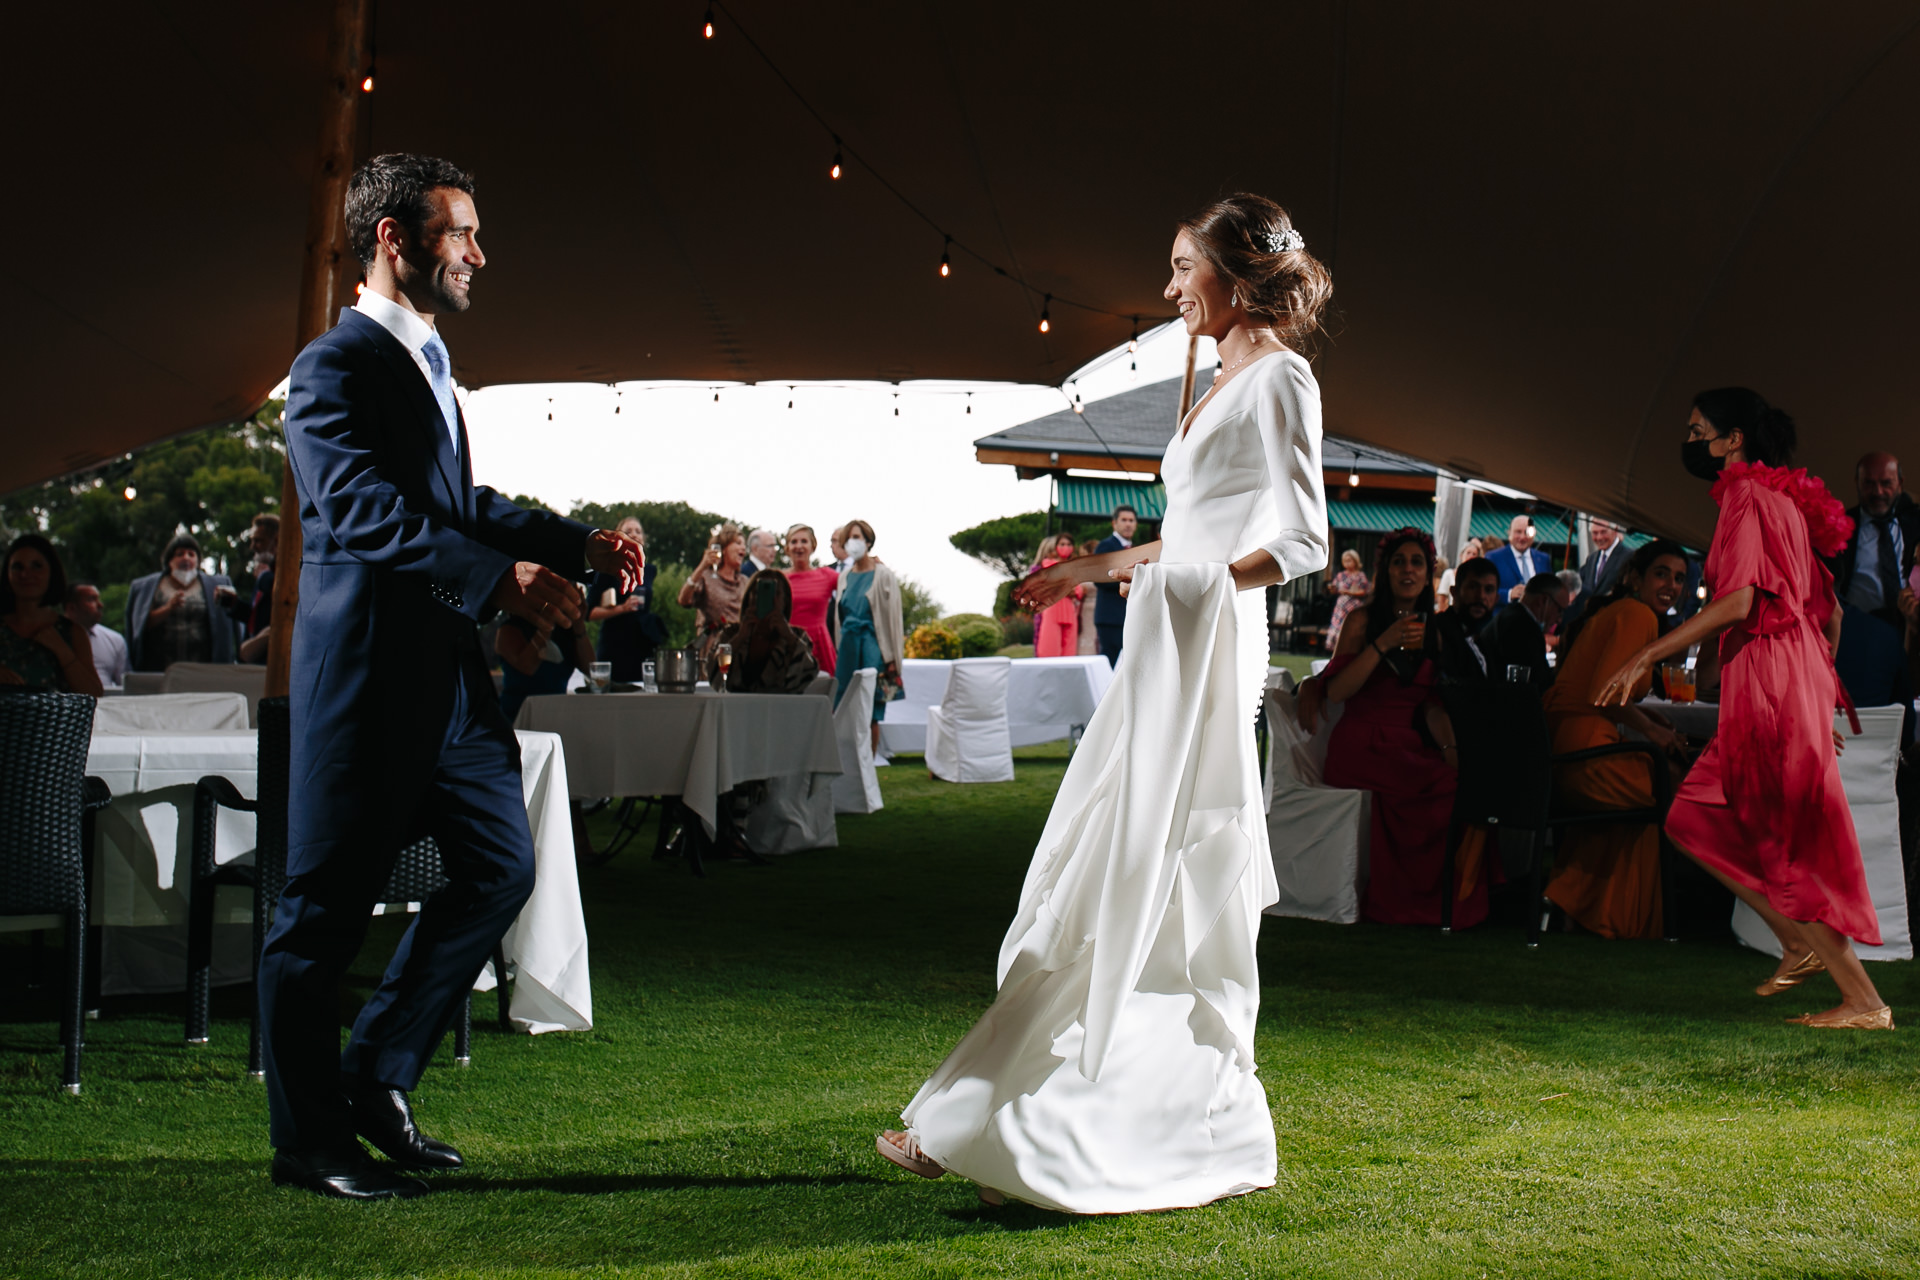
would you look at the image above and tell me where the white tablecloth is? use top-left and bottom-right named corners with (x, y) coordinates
top-left (83, 729), bottom-right (593, 1032)
top-left (1636, 699), bottom-right (1912, 961)
top-left (879, 655), bottom-right (1114, 755)
top-left (513, 689), bottom-right (841, 838)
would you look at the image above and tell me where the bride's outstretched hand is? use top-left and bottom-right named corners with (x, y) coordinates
top-left (1012, 562), bottom-right (1077, 611)
top-left (1111, 558), bottom-right (1149, 599)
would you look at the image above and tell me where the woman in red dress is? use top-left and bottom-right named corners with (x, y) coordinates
top-left (1598, 388), bottom-right (1890, 1030)
top-left (1031, 534), bottom-right (1085, 658)
top-left (782, 524), bottom-right (839, 676)
top-left (1322, 529), bottom-right (1479, 926)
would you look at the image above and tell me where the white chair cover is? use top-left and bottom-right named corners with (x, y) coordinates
top-left (91, 692), bottom-right (251, 735)
top-left (926, 657), bottom-right (1015, 784)
top-left (1261, 679), bottom-right (1369, 924)
top-left (831, 668), bottom-right (885, 814)
top-left (745, 682), bottom-right (840, 854)
top-left (1732, 704), bottom-right (1912, 961)
top-left (161, 662), bottom-right (267, 726)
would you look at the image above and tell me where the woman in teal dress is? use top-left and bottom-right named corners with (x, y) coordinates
top-left (832, 519), bottom-right (905, 754)
top-left (1, 534), bottom-right (102, 695)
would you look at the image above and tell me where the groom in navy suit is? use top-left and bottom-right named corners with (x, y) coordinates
top-left (1488, 513), bottom-right (1550, 603)
top-left (262, 154), bottom-right (641, 1199)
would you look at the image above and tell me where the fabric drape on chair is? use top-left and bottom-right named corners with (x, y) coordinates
top-left (831, 668), bottom-right (884, 814)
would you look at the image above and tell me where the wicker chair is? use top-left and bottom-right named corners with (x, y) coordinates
top-left (187, 697), bottom-right (509, 1072)
top-left (0, 692), bottom-right (111, 1094)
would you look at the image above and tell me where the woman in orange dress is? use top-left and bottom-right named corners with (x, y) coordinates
top-left (782, 523), bottom-right (838, 676)
top-left (1031, 534), bottom-right (1085, 657)
top-left (1541, 539), bottom-right (1691, 938)
top-left (1599, 388), bottom-right (1889, 1030)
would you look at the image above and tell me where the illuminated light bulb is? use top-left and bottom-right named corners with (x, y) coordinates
top-left (355, 281), bottom-right (365, 296)
top-left (938, 235), bottom-right (951, 277)
top-left (1348, 471), bottom-right (1361, 487)
top-left (123, 486), bottom-right (137, 501)
top-left (1039, 294), bottom-right (1051, 333)
top-left (1073, 396), bottom-right (1084, 415)
top-left (360, 73), bottom-right (374, 92)
top-left (830, 138), bottom-right (843, 180)
top-left (703, 4), bottom-right (713, 37)
top-left (1696, 584), bottom-right (1708, 600)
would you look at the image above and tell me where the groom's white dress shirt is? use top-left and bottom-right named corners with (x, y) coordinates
top-left (354, 290), bottom-right (458, 455)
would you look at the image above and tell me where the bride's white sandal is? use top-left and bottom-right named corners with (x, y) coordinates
top-left (876, 1130), bottom-right (944, 1179)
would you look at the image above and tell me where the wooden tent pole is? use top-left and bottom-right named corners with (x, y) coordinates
top-left (1176, 334), bottom-right (1199, 428)
top-left (266, 0), bottom-right (372, 699)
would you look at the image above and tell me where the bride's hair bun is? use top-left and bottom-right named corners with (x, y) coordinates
top-left (1178, 193), bottom-right (1333, 347)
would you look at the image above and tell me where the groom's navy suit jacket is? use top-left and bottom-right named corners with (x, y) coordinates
top-left (282, 308), bottom-right (592, 870)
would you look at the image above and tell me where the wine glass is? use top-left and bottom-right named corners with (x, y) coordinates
top-left (715, 643), bottom-right (733, 693)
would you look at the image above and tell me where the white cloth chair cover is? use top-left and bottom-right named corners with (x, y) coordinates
top-left (161, 662), bottom-right (267, 726)
top-left (1261, 680), bottom-right (1369, 924)
top-left (1732, 704), bottom-right (1913, 961)
top-left (91, 692), bottom-right (251, 735)
top-left (745, 682), bottom-right (840, 853)
top-left (926, 657), bottom-right (1015, 784)
top-left (830, 668), bottom-right (884, 814)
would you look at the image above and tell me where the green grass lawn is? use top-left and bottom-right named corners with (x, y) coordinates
top-left (4, 745), bottom-right (1918, 1278)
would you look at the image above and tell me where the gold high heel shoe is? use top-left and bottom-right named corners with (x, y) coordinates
top-left (1786, 1006), bottom-right (1895, 1030)
top-left (1755, 948), bottom-right (1825, 997)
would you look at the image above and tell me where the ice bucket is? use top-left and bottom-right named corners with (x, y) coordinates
top-left (655, 647), bottom-right (701, 693)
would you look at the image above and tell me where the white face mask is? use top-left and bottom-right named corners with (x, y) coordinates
top-left (170, 567), bottom-right (197, 587)
top-left (845, 537), bottom-right (869, 560)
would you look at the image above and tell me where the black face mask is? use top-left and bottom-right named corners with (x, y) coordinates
top-left (1681, 437), bottom-right (1726, 481)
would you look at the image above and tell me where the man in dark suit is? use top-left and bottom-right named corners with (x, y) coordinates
top-left (1483, 573), bottom-right (1568, 689)
top-left (1826, 452), bottom-right (1919, 628)
top-left (1487, 514), bottom-right (1550, 603)
top-left (262, 154), bottom-right (640, 1201)
top-left (1559, 517), bottom-right (1630, 631)
top-left (1090, 503), bottom-right (1139, 667)
top-left (1434, 556), bottom-right (1501, 688)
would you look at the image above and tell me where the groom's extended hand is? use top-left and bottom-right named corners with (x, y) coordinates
top-left (492, 562), bottom-right (583, 639)
top-left (586, 528), bottom-right (645, 594)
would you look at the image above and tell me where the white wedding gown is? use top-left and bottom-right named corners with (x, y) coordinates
top-left (901, 351), bottom-right (1329, 1214)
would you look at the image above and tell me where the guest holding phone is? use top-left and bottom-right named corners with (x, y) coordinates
top-left (588, 515), bottom-right (663, 681)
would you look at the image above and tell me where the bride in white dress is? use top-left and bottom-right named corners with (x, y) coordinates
top-left (876, 194), bottom-right (1333, 1214)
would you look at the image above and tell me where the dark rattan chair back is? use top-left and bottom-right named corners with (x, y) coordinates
top-left (0, 693), bottom-right (97, 916)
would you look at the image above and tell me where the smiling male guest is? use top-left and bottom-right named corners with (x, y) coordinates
top-left (1488, 514), bottom-right (1550, 603)
top-left (1828, 451), bottom-right (1919, 627)
top-left (264, 154), bottom-right (642, 1202)
top-left (1090, 503), bottom-right (1139, 667)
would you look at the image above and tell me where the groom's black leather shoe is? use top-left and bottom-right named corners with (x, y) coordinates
top-left (271, 1144), bottom-right (429, 1200)
top-left (346, 1081), bottom-right (465, 1171)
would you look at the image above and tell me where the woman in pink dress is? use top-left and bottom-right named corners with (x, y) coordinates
top-left (782, 524), bottom-right (838, 676)
top-left (1323, 548), bottom-right (1370, 650)
top-left (1321, 529), bottom-right (1482, 926)
top-left (1031, 534), bottom-right (1085, 657)
top-left (1598, 388), bottom-right (1889, 1030)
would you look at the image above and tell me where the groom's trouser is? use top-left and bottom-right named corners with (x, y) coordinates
top-left (259, 659), bottom-right (536, 1152)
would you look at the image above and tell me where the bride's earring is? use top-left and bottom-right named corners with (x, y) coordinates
top-left (1230, 291), bottom-right (1240, 308)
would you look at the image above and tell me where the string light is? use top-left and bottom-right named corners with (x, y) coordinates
top-left (713, 390), bottom-right (720, 402)
top-left (965, 393), bottom-right (972, 415)
top-left (938, 235), bottom-right (951, 278)
top-left (1039, 295), bottom-right (1051, 334)
top-left (547, 397), bottom-right (553, 422)
top-left (360, 67), bottom-right (375, 92)
top-left (1073, 393), bottom-right (1084, 415)
top-left (829, 136), bottom-right (843, 180)
top-left (614, 390), bottom-right (621, 415)
top-left (703, 3), bottom-right (713, 37)
top-left (788, 386), bottom-right (795, 409)
top-left (1348, 469), bottom-right (1361, 487)
top-left (893, 393), bottom-right (900, 417)
top-left (123, 486), bottom-right (137, 501)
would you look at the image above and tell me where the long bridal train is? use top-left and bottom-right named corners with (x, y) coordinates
top-left (901, 562), bottom-right (1279, 1214)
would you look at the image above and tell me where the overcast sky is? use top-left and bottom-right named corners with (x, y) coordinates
top-left (460, 323), bottom-right (1216, 616)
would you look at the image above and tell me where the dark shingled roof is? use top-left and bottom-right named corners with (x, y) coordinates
top-left (975, 373), bottom-right (1432, 475)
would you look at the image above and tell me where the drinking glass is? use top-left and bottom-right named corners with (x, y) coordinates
top-left (641, 660), bottom-right (656, 693)
top-left (1398, 613), bottom-right (1427, 651)
top-left (715, 643), bottom-right (733, 693)
top-left (590, 661), bottom-right (612, 694)
top-left (1662, 664), bottom-right (1694, 704)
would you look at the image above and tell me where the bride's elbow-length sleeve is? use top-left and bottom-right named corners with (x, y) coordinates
top-left (1254, 357), bottom-right (1330, 582)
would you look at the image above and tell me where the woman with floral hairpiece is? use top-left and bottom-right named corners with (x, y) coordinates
top-left (1321, 528), bottom-right (1485, 926)
top-left (1597, 388), bottom-right (1889, 1030)
top-left (876, 194), bottom-right (1330, 1213)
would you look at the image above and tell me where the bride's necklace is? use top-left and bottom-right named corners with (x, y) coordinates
top-left (1218, 331), bottom-right (1274, 376)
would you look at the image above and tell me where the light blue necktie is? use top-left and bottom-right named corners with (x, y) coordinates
top-left (421, 329), bottom-right (460, 455)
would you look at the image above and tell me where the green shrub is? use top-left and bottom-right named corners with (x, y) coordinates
top-left (904, 623), bottom-right (962, 660)
top-left (647, 562), bottom-right (701, 650)
top-left (999, 611), bottom-right (1034, 646)
top-left (941, 613), bottom-right (1002, 657)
